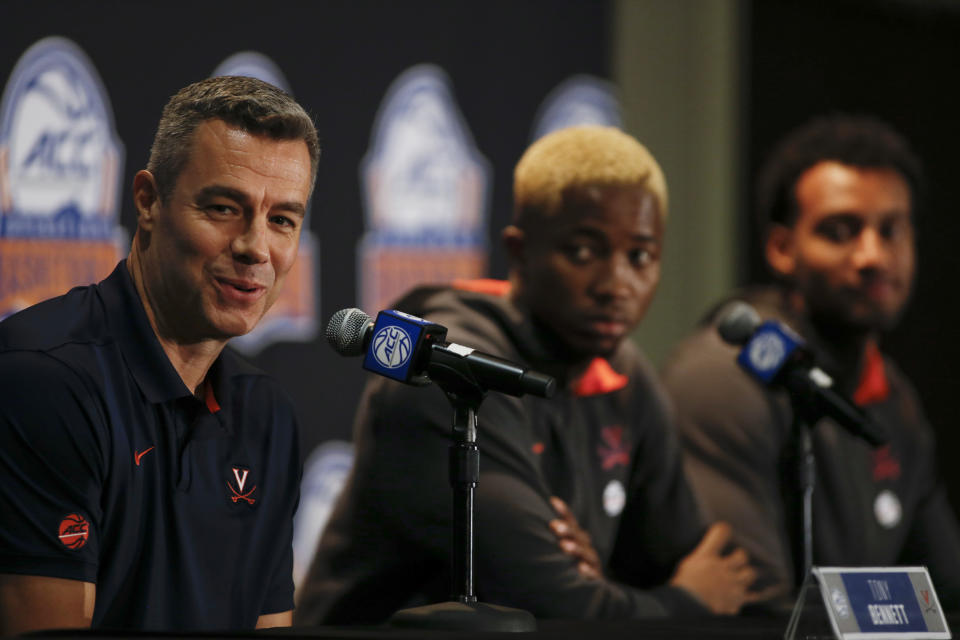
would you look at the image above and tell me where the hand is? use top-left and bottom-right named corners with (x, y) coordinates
top-left (669, 522), bottom-right (760, 615)
top-left (548, 496), bottom-right (603, 579)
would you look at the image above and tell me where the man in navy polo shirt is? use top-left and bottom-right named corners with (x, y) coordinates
top-left (0, 76), bottom-right (319, 633)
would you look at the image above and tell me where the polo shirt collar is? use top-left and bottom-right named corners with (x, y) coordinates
top-left (204, 346), bottom-right (263, 432)
top-left (98, 261), bottom-right (266, 436)
top-left (98, 261), bottom-right (191, 404)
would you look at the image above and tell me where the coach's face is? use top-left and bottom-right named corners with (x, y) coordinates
top-left (505, 183), bottom-right (663, 359)
top-left (766, 161), bottom-right (915, 333)
top-left (133, 118), bottom-right (312, 341)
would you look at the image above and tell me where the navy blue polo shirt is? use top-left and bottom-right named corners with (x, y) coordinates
top-left (0, 261), bottom-right (300, 630)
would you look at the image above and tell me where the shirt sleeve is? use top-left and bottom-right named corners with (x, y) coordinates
top-left (0, 349), bottom-right (106, 583)
top-left (661, 328), bottom-right (796, 598)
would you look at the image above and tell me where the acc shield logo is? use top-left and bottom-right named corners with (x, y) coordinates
top-left (227, 466), bottom-right (257, 505)
top-left (371, 324), bottom-right (413, 369)
top-left (0, 37), bottom-right (126, 318)
top-left (530, 74), bottom-right (622, 141)
top-left (211, 51), bottom-right (319, 355)
top-left (359, 64), bottom-right (490, 314)
top-left (58, 513), bottom-right (90, 550)
top-left (831, 587), bottom-right (851, 619)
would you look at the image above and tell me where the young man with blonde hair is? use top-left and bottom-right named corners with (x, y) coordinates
top-left (296, 125), bottom-right (758, 623)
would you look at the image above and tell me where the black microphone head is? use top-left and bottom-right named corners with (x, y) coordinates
top-left (716, 301), bottom-right (762, 346)
top-left (326, 308), bottom-right (373, 356)
top-left (520, 370), bottom-right (556, 399)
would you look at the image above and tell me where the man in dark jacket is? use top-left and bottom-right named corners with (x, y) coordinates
top-left (662, 115), bottom-right (960, 609)
top-left (295, 125), bottom-right (758, 624)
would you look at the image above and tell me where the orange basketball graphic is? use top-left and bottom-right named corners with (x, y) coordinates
top-left (58, 513), bottom-right (89, 550)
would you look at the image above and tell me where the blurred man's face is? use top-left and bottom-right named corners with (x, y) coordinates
top-left (508, 183), bottom-right (663, 359)
top-left (767, 161), bottom-right (915, 332)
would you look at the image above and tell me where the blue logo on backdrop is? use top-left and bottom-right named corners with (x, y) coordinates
top-left (530, 75), bottom-right (622, 141)
top-left (0, 37), bottom-right (124, 235)
top-left (0, 37), bottom-right (126, 317)
top-left (292, 441), bottom-right (354, 589)
top-left (211, 51), bottom-right (288, 90)
top-left (358, 64), bottom-right (491, 314)
top-left (210, 51), bottom-right (320, 355)
top-left (371, 325), bottom-right (413, 369)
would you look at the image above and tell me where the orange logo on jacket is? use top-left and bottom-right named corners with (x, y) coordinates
top-left (597, 425), bottom-right (630, 470)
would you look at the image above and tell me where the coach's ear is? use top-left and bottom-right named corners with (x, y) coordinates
top-left (765, 223), bottom-right (797, 278)
top-left (132, 170), bottom-right (161, 232)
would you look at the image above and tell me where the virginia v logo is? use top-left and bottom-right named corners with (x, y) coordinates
top-left (233, 468), bottom-right (249, 492)
top-left (228, 466), bottom-right (257, 505)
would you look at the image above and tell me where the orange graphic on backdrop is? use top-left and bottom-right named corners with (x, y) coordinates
top-left (361, 247), bottom-right (485, 313)
top-left (0, 238), bottom-right (120, 313)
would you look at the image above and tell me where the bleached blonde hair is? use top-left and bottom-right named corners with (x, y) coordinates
top-left (513, 125), bottom-right (667, 226)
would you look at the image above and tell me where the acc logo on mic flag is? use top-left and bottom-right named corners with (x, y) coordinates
top-left (371, 325), bottom-right (413, 369)
top-left (748, 332), bottom-right (787, 373)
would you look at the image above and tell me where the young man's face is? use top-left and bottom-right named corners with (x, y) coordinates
top-left (767, 160), bottom-right (915, 333)
top-left (136, 118), bottom-right (312, 341)
top-left (509, 183), bottom-right (663, 359)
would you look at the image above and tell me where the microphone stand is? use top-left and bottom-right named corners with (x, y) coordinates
top-left (388, 379), bottom-right (536, 632)
top-left (780, 363), bottom-right (826, 590)
top-left (791, 414), bottom-right (816, 585)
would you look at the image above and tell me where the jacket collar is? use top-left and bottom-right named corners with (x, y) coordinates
top-left (451, 279), bottom-right (630, 397)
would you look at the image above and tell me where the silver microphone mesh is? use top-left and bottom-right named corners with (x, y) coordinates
top-left (717, 301), bottom-right (762, 346)
top-left (326, 308), bottom-right (373, 356)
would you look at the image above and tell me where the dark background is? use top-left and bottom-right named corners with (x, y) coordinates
top-left (3, 0), bottom-right (960, 514)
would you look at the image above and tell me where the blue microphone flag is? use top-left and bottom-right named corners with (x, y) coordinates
top-left (362, 310), bottom-right (447, 383)
top-left (736, 320), bottom-right (805, 384)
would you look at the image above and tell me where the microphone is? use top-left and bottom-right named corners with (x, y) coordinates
top-left (326, 308), bottom-right (556, 399)
top-left (716, 302), bottom-right (887, 447)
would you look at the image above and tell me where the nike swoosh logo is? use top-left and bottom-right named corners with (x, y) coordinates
top-left (134, 446), bottom-right (155, 466)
